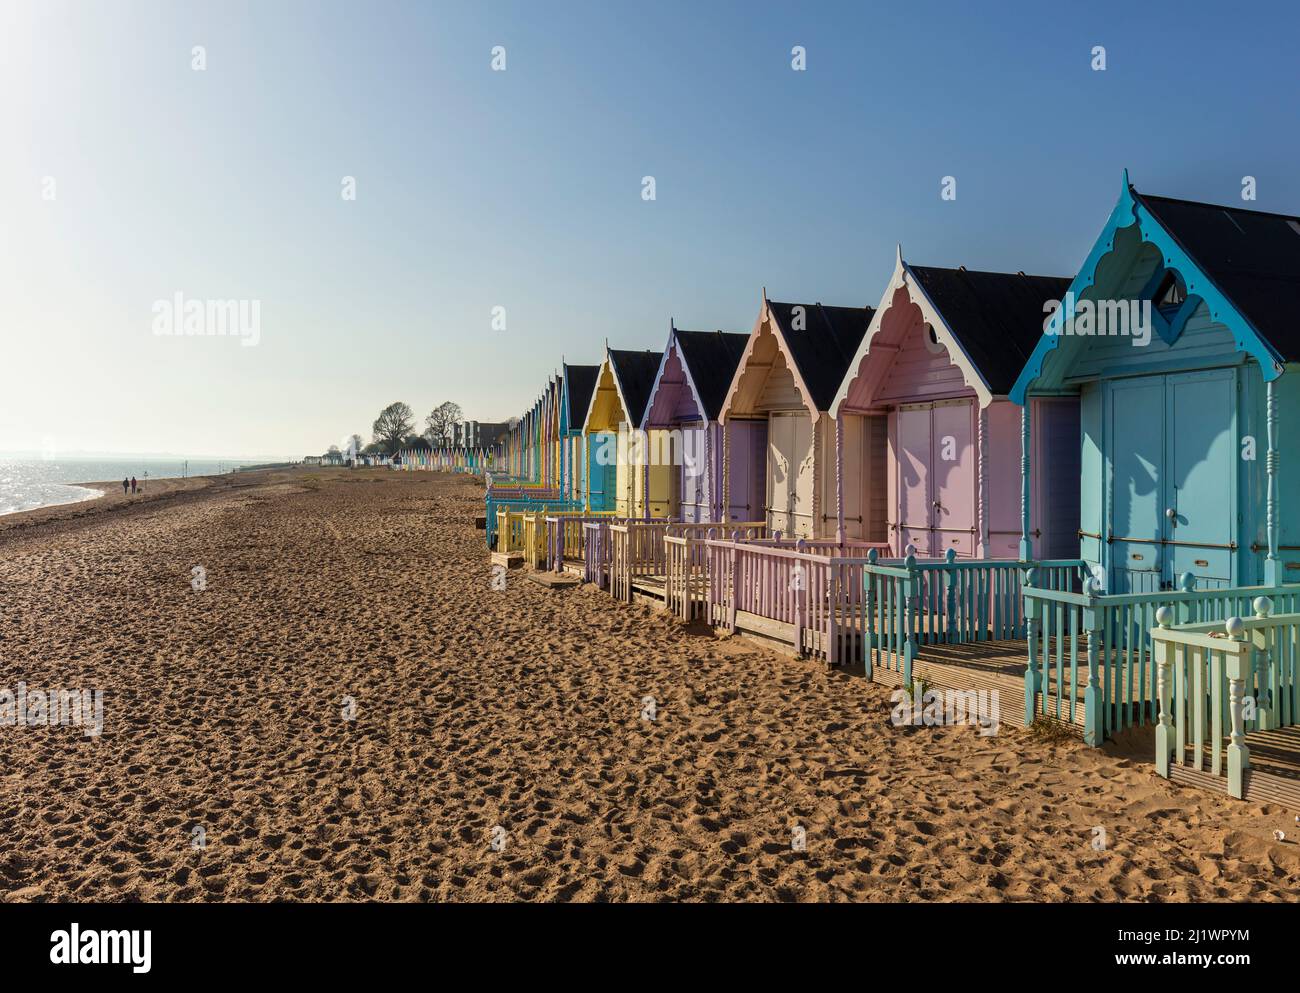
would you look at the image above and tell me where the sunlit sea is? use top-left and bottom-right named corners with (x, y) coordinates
top-left (0, 458), bottom-right (260, 516)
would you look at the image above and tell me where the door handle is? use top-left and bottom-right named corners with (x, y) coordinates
top-left (1165, 507), bottom-right (1177, 524)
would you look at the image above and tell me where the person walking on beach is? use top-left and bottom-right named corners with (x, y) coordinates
top-left (122, 477), bottom-right (129, 495)
top-left (131, 476), bottom-right (138, 494)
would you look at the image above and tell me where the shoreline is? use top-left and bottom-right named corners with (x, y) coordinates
top-left (0, 483), bottom-right (104, 518)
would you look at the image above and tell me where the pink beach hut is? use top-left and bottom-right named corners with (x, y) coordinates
top-left (720, 293), bottom-right (874, 539)
top-left (831, 250), bottom-right (1077, 559)
top-left (640, 323), bottom-right (751, 523)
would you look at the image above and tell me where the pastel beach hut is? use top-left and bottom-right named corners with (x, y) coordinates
top-left (1012, 174), bottom-right (1300, 754)
top-left (719, 293), bottom-right (874, 539)
top-left (1013, 174), bottom-right (1300, 593)
top-left (559, 362), bottom-right (600, 503)
top-left (582, 347), bottom-right (664, 515)
top-left (832, 250), bottom-right (1075, 558)
top-left (640, 324), bottom-right (751, 522)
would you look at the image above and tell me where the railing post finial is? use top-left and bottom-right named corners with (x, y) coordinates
top-left (1179, 572), bottom-right (1196, 593)
top-left (1253, 596), bottom-right (1274, 619)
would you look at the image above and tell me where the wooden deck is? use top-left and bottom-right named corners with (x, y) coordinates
top-left (1169, 727), bottom-right (1300, 809)
top-left (630, 575), bottom-right (669, 605)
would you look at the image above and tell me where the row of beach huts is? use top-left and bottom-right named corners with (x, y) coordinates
top-left (444, 175), bottom-right (1300, 808)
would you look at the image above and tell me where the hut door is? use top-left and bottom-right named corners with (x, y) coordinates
top-left (767, 412), bottom-right (814, 537)
top-left (767, 414), bottom-right (792, 533)
top-left (1109, 379), bottom-right (1165, 592)
top-left (1164, 370), bottom-right (1235, 589)
top-left (895, 405), bottom-right (934, 555)
top-left (931, 399), bottom-right (975, 557)
top-left (1107, 372), bottom-right (1236, 592)
top-left (788, 414), bottom-right (815, 538)
top-left (728, 420), bottom-right (768, 522)
top-left (679, 425), bottom-right (707, 523)
top-left (587, 433), bottom-right (617, 512)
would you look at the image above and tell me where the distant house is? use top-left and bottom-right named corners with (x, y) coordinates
top-left (303, 455), bottom-right (323, 466)
top-left (454, 420), bottom-right (512, 449)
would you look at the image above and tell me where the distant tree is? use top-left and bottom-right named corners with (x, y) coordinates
top-left (361, 442), bottom-right (383, 456)
top-left (372, 402), bottom-right (414, 454)
top-left (424, 401), bottom-right (464, 448)
top-left (327, 444), bottom-right (341, 454)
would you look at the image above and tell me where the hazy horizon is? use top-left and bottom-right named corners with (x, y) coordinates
top-left (5, 0), bottom-right (1299, 459)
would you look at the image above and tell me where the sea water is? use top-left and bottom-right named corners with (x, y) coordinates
top-left (0, 458), bottom-right (259, 516)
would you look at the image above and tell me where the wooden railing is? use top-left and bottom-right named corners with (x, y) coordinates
top-left (609, 521), bottom-right (765, 603)
top-left (851, 550), bottom-right (1072, 682)
top-left (610, 523), bottom-right (667, 602)
top-left (1023, 574), bottom-right (1300, 745)
top-left (583, 520), bottom-right (616, 588)
top-left (484, 489), bottom-right (575, 546)
top-left (544, 512), bottom-right (619, 571)
top-left (1153, 600), bottom-right (1300, 798)
top-left (700, 541), bottom-right (1076, 674)
top-left (663, 525), bottom-right (767, 620)
top-left (495, 508), bottom-right (533, 556)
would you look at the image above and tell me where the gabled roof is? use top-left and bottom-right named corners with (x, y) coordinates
top-left (1136, 192), bottom-right (1300, 362)
top-left (562, 363), bottom-right (600, 427)
top-left (765, 300), bottom-right (874, 411)
top-left (1011, 172), bottom-right (1293, 403)
top-left (908, 266), bottom-right (1072, 394)
top-left (673, 329), bottom-right (750, 421)
top-left (607, 349), bottom-right (663, 426)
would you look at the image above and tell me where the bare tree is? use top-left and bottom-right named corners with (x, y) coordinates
top-left (372, 402), bottom-right (414, 454)
top-left (424, 401), bottom-right (464, 448)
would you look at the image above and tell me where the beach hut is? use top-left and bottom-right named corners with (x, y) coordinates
top-left (832, 251), bottom-right (1075, 557)
top-left (582, 347), bottom-right (664, 515)
top-left (719, 293), bottom-right (873, 539)
top-left (640, 324), bottom-right (751, 522)
top-left (1013, 172), bottom-right (1300, 592)
top-left (560, 363), bottom-right (600, 503)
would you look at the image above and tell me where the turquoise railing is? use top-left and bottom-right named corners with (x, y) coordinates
top-left (856, 550), bottom-right (1085, 684)
top-left (1023, 573), bottom-right (1300, 745)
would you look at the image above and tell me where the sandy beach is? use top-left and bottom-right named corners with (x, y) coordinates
top-left (1, 469), bottom-right (1297, 902)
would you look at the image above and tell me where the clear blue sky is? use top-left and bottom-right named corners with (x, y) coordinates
top-left (3, 0), bottom-right (1298, 458)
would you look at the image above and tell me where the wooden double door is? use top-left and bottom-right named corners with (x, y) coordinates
top-left (893, 399), bottom-right (976, 557)
top-left (1107, 369), bottom-right (1236, 592)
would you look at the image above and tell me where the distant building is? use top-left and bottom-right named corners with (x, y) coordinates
top-left (454, 420), bottom-right (511, 449)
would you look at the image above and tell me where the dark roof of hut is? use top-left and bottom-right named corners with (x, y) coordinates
top-left (766, 301), bottom-right (874, 411)
top-left (562, 364), bottom-right (600, 426)
top-left (673, 329), bottom-right (751, 421)
top-left (908, 266), bottom-right (1072, 394)
top-left (607, 349), bottom-right (663, 426)
top-left (1135, 190), bottom-right (1300, 362)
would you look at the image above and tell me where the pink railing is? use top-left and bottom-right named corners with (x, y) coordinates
top-left (662, 524), bottom-right (768, 620)
top-left (701, 540), bottom-right (1083, 678)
